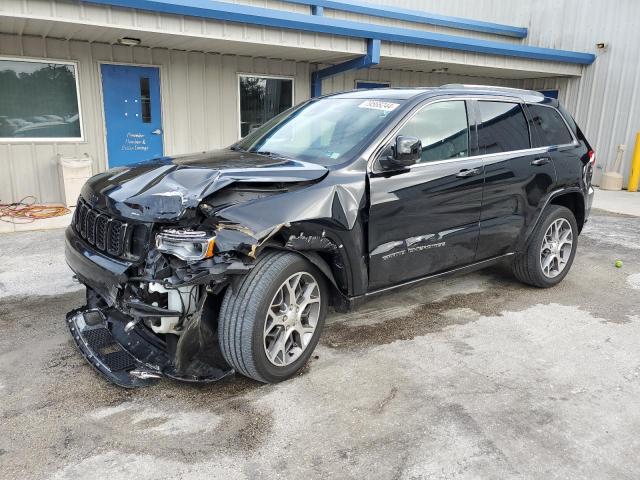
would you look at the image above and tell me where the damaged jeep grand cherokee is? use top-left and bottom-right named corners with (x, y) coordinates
top-left (66, 85), bottom-right (595, 387)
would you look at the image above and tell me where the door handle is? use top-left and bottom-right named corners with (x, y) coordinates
top-left (151, 129), bottom-right (163, 135)
top-left (456, 168), bottom-right (482, 178)
top-left (531, 157), bottom-right (551, 166)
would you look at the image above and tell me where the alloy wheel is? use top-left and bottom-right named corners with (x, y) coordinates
top-left (539, 218), bottom-right (573, 278)
top-left (263, 272), bottom-right (321, 367)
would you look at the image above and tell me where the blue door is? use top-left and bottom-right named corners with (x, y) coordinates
top-left (100, 64), bottom-right (163, 167)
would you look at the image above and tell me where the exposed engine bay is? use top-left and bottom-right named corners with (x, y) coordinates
top-left (65, 149), bottom-right (365, 387)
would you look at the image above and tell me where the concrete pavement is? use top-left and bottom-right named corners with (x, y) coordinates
top-left (1, 210), bottom-right (639, 479)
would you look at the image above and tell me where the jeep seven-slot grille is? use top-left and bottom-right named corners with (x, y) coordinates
top-left (74, 199), bottom-right (128, 258)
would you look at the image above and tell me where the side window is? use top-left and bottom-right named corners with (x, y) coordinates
top-left (528, 104), bottom-right (574, 147)
top-left (397, 100), bottom-right (469, 163)
top-left (477, 101), bottom-right (530, 154)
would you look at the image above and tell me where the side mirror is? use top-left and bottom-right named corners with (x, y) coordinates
top-left (379, 135), bottom-right (422, 171)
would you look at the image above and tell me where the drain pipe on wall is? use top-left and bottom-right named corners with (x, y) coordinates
top-left (311, 38), bottom-right (381, 97)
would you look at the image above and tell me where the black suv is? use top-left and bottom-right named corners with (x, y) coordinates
top-left (65, 85), bottom-right (595, 387)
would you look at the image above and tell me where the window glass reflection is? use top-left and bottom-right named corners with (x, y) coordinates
top-left (239, 76), bottom-right (293, 137)
top-left (0, 60), bottom-right (81, 139)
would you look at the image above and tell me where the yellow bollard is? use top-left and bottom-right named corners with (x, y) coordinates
top-left (628, 132), bottom-right (640, 192)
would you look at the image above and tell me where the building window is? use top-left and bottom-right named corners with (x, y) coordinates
top-left (0, 58), bottom-right (82, 140)
top-left (355, 80), bottom-right (390, 89)
top-left (239, 75), bottom-right (293, 138)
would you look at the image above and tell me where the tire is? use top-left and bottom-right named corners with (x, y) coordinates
top-left (512, 205), bottom-right (578, 288)
top-left (218, 251), bottom-right (328, 383)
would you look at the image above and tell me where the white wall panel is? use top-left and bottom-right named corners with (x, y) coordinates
top-left (2, 0), bottom-right (640, 194)
top-left (0, 34), bottom-right (313, 203)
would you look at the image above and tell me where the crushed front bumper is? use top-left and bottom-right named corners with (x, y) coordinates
top-left (66, 307), bottom-right (163, 388)
top-left (67, 305), bottom-right (234, 388)
top-left (65, 225), bottom-right (238, 388)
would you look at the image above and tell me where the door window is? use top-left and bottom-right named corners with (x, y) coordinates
top-left (239, 75), bottom-right (293, 137)
top-left (397, 100), bottom-right (469, 163)
top-left (139, 77), bottom-right (152, 123)
top-left (355, 80), bottom-right (390, 89)
top-left (477, 101), bottom-right (530, 154)
top-left (528, 104), bottom-right (573, 147)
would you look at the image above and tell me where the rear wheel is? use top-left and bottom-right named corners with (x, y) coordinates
top-left (513, 205), bottom-right (578, 288)
top-left (218, 251), bottom-right (328, 383)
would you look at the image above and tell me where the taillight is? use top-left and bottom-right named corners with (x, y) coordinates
top-left (583, 150), bottom-right (595, 186)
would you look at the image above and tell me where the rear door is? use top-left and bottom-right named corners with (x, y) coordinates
top-left (526, 103), bottom-right (582, 190)
top-left (474, 99), bottom-right (557, 260)
top-left (367, 99), bottom-right (484, 289)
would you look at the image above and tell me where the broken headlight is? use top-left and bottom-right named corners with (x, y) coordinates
top-left (156, 229), bottom-right (215, 261)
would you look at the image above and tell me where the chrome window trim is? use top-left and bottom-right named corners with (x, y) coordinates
top-left (405, 146), bottom-right (552, 169)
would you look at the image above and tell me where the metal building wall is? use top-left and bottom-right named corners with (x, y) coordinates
top-left (329, 0), bottom-right (640, 184)
top-left (228, 0), bottom-right (640, 183)
top-left (321, 67), bottom-right (518, 94)
top-left (3, 0), bottom-right (639, 201)
top-left (0, 34), bottom-right (310, 204)
top-left (0, 35), bottom-right (520, 205)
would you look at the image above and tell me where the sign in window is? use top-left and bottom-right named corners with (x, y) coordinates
top-left (0, 58), bottom-right (82, 140)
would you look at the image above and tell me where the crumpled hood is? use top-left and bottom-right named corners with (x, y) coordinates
top-left (81, 149), bottom-right (328, 222)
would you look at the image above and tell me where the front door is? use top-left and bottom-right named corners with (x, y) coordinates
top-left (368, 99), bottom-right (484, 290)
top-left (100, 64), bottom-right (164, 167)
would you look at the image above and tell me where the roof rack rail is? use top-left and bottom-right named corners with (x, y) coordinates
top-left (439, 84), bottom-right (544, 97)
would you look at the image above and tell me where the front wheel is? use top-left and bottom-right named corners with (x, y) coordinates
top-left (218, 251), bottom-right (328, 383)
top-left (513, 205), bottom-right (578, 288)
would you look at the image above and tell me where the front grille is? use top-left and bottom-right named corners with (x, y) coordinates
top-left (74, 198), bottom-right (147, 259)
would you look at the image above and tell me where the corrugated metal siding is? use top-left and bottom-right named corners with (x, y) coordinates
top-left (0, 32), bottom-right (523, 204)
top-left (325, 0), bottom-right (640, 183)
top-left (2, 0), bottom-right (640, 196)
top-left (516, 0), bottom-right (640, 184)
top-left (0, 0), bottom-right (366, 59)
top-left (322, 67), bottom-right (518, 95)
top-left (1, 0), bottom-right (586, 76)
top-left (0, 34), bottom-right (311, 203)
top-left (219, 0), bottom-right (640, 182)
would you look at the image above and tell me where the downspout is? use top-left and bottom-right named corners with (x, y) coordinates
top-left (311, 38), bottom-right (381, 97)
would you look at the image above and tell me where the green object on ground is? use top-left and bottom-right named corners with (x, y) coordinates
top-left (615, 260), bottom-right (623, 268)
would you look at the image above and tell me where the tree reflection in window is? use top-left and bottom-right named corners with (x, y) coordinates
top-left (0, 60), bottom-right (81, 139)
top-left (239, 76), bottom-right (293, 137)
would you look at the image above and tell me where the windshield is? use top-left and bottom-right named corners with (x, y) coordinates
top-left (234, 97), bottom-right (404, 165)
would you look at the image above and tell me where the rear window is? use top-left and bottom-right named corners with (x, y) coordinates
top-left (528, 104), bottom-right (574, 147)
top-left (477, 101), bottom-right (530, 154)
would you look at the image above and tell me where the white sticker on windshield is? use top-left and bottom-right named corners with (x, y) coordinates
top-left (358, 100), bottom-right (400, 112)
